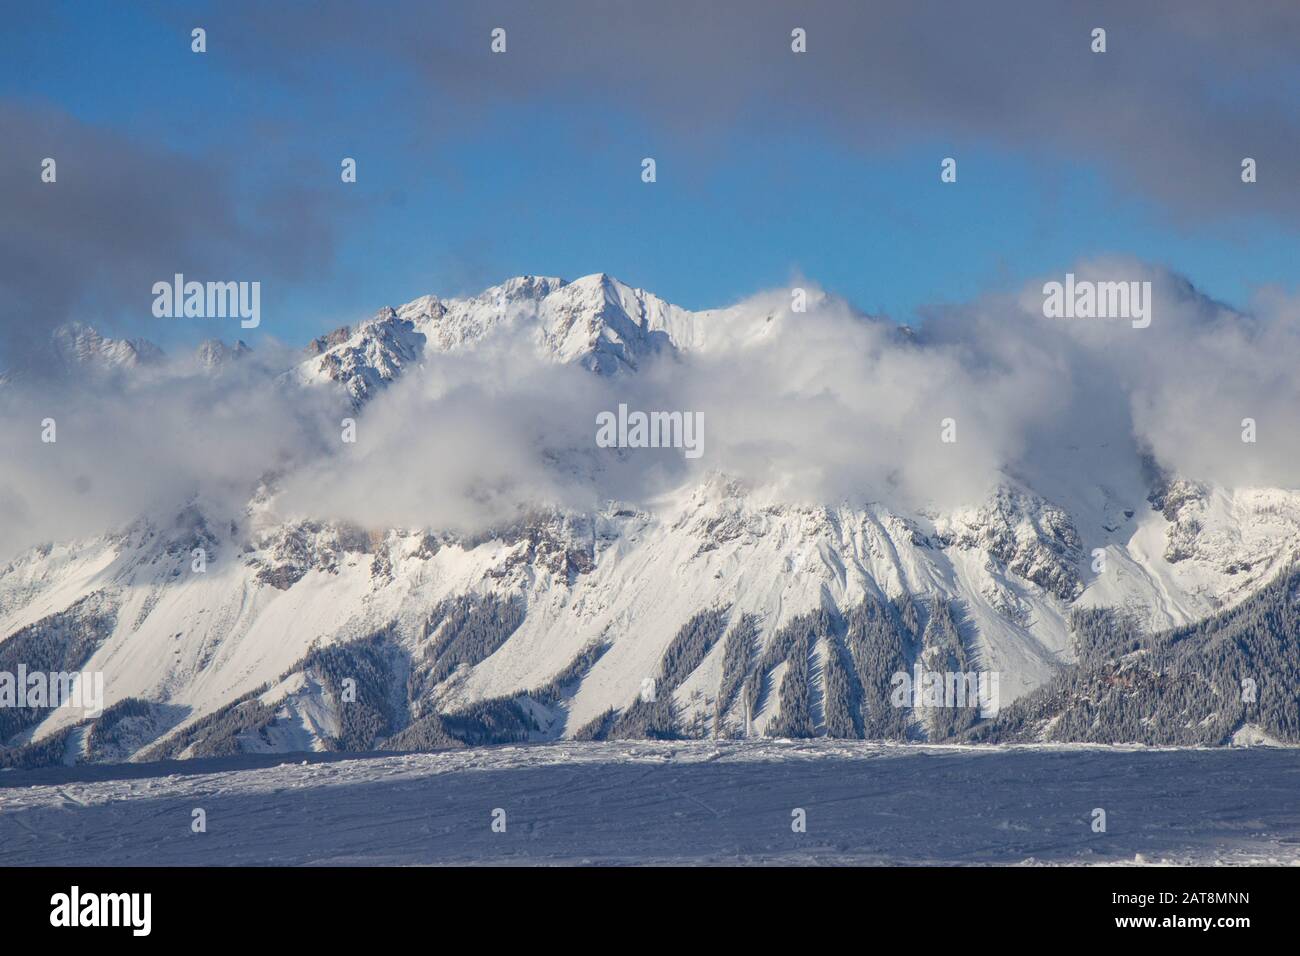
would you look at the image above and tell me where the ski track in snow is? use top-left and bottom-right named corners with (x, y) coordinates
top-left (2, 742), bottom-right (1298, 866)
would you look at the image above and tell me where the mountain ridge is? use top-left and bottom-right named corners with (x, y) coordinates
top-left (2, 271), bottom-right (1298, 766)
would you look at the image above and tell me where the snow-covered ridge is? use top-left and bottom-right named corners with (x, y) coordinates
top-left (3, 272), bottom-right (1300, 765)
top-left (51, 321), bottom-right (164, 373)
top-left (293, 273), bottom-right (712, 402)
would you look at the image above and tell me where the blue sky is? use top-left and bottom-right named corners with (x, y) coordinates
top-left (3, 1), bottom-right (1298, 354)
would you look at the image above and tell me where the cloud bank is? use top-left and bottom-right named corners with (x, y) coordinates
top-left (3, 262), bottom-right (1298, 562)
top-left (0, 102), bottom-right (334, 371)
top-left (199, 0), bottom-right (1300, 226)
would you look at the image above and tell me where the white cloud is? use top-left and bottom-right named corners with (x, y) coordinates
top-left (2, 262), bottom-right (1297, 562)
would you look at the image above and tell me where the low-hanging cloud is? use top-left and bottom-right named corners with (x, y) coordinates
top-left (2, 261), bottom-right (1298, 562)
top-left (0, 350), bottom-right (339, 559)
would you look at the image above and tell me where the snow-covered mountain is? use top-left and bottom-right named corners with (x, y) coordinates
top-left (0, 322), bottom-right (163, 388)
top-left (3, 273), bottom-right (1299, 766)
top-left (292, 273), bottom-right (699, 405)
top-left (195, 338), bottom-right (251, 373)
top-left (1, 324), bottom-right (246, 386)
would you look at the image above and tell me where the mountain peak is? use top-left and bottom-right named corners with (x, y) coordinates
top-left (294, 273), bottom-right (700, 402)
top-left (196, 338), bottom-right (251, 371)
top-left (49, 322), bottom-right (164, 374)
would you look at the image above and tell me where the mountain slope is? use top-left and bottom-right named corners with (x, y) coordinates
top-left (3, 273), bottom-right (1299, 766)
top-left (970, 564), bottom-right (1300, 746)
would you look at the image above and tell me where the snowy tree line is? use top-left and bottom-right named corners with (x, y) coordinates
top-left (612, 607), bottom-right (728, 738)
top-left (742, 609), bottom-right (817, 724)
top-left (0, 726), bottom-right (73, 769)
top-left (0, 594), bottom-right (116, 744)
top-left (971, 566), bottom-right (1300, 745)
top-left (531, 639), bottom-right (611, 707)
top-left (85, 696), bottom-right (153, 759)
top-left (387, 697), bottom-right (536, 750)
top-left (821, 632), bottom-right (863, 738)
top-left (571, 706), bottom-right (616, 741)
top-left (749, 596), bottom-right (980, 742)
top-left (764, 622), bottom-right (817, 738)
top-left (302, 633), bottom-right (402, 751)
top-left (586, 607), bottom-right (732, 740)
top-left (409, 594), bottom-right (526, 701)
top-left (12, 563), bottom-right (1295, 765)
top-left (144, 694), bottom-right (277, 759)
top-left (916, 600), bottom-right (981, 740)
top-left (846, 595), bottom-right (920, 740)
top-left (714, 614), bottom-right (759, 734)
top-left (392, 635), bottom-right (611, 750)
top-left (658, 606), bottom-right (730, 691)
